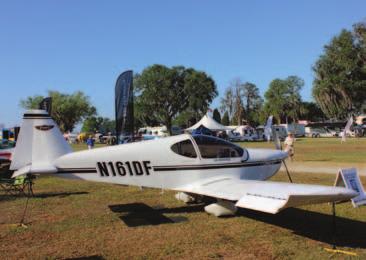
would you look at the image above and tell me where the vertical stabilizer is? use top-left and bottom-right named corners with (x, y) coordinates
top-left (10, 110), bottom-right (72, 176)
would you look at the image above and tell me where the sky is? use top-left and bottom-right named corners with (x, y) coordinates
top-left (1, 0), bottom-right (365, 127)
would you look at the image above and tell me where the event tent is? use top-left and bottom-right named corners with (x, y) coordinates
top-left (186, 115), bottom-right (230, 131)
top-left (191, 125), bottom-right (213, 135)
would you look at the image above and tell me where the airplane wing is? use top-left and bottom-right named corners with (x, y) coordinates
top-left (174, 177), bottom-right (358, 214)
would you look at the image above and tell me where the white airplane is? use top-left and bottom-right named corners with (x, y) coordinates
top-left (10, 110), bottom-right (358, 216)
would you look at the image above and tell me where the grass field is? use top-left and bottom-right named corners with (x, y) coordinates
top-left (1, 138), bottom-right (366, 259)
top-left (1, 172), bottom-right (366, 259)
top-left (71, 137), bottom-right (366, 163)
top-left (239, 137), bottom-right (366, 164)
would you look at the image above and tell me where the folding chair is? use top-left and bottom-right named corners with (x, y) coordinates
top-left (0, 161), bottom-right (34, 197)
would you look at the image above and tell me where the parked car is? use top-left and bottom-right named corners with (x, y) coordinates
top-left (280, 123), bottom-right (305, 137)
top-left (226, 130), bottom-right (242, 142)
top-left (307, 127), bottom-right (338, 138)
top-left (340, 126), bottom-right (364, 138)
top-left (256, 125), bottom-right (287, 141)
top-left (234, 125), bottom-right (258, 141)
top-left (354, 125), bottom-right (365, 137)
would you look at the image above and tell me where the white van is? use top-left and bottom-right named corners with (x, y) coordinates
top-left (280, 123), bottom-right (305, 137)
top-left (234, 125), bottom-right (258, 141)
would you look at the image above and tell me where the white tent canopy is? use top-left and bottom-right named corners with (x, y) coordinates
top-left (186, 114), bottom-right (230, 131)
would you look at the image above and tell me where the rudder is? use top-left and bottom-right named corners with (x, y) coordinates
top-left (10, 109), bottom-right (72, 177)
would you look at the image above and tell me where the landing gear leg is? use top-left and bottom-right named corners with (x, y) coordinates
top-left (282, 160), bottom-right (293, 183)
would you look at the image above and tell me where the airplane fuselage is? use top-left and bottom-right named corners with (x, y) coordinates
top-left (54, 134), bottom-right (287, 190)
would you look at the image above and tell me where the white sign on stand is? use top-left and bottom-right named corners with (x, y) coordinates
top-left (334, 168), bottom-right (366, 207)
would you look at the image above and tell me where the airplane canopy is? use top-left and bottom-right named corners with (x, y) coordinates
top-left (186, 115), bottom-right (230, 131)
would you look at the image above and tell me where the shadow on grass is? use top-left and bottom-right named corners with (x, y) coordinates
top-left (238, 207), bottom-right (366, 249)
top-left (34, 191), bottom-right (89, 198)
top-left (109, 203), bottom-right (200, 227)
top-left (302, 159), bottom-right (331, 162)
top-left (109, 202), bottom-right (366, 248)
top-left (63, 255), bottom-right (104, 260)
top-left (0, 191), bottom-right (89, 202)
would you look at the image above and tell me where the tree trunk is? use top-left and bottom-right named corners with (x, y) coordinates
top-left (166, 117), bottom-right (172, 136)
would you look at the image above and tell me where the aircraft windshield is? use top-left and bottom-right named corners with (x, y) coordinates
top-left (171, 139), bottom-right (197, 158)
top-left (193, 135), bottom-right (244, 159)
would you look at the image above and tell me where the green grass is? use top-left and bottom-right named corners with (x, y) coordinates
top-left (238, 137), bottom-right (366, 163)
top-left (71, 137), bottom-right (366, 163)
top-left (71, 143), bottom-right (107, 151)
top-left (1, 172), bottom-right (366, 259)
top-left (1, 138), bottom-right (365, 259)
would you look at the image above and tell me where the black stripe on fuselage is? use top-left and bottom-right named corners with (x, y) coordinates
top-left (153, 160), bottom-right (282, 172)
top-left (56, 168), bottom-right (97, 174)
top-left (23, 113), bottom-right (51, 119)
top-left (54, 160), bottom-right (281, 174)
top-left (24, 117), bottom-right (52, 120)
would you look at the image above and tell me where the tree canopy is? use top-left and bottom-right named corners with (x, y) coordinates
top-left (220, 87), bottom-right (235, 120)
top-left (135, 65), bottom-right (217, 134)
top-left (263, 76), bottom-right (304, 124)
top-left (301, 102), bottom-right (325, 122)
top-left (312, 23), bottom-right (366, 119)
top-left (221, 111), bottom-right (230, 126)
top-left (220, 79), bottom-right (263, 126)
top-left (241, 82), bottom-right (263, 125)
top-left (82, 116), bottom-right (115, 133)
top-left (20, 91), bottom-right (96, 132)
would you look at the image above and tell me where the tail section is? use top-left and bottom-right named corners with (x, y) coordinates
top-left (10, 109), bottom-right (72, 177)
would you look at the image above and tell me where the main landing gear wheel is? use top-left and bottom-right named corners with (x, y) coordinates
top-left (204, 200), bottom-right (237, 217)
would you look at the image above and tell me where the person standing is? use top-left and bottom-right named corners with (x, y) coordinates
top-left (86, 135), bottom-right (94, 150)
top-left (284, 132), bottom-right (295, 161)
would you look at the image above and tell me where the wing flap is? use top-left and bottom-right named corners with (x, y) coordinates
top-left (235, 192), bottom-right (287, 214)
top-left (176, 178), bottom-right (358, 214)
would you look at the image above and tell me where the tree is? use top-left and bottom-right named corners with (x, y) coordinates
top-left (221, 79), bottom-right (245, 126)
top-left (184, 68), bottom-right (218, 120)
top-left (263, 76), bottom-right (304, 123)
top-left (232, 80), bottom-right (245, 125)
top-left (172, 110), bottom-right (197, 128)
top-left (284, 76), bottom-right (305, 122)
top-left (134, 96), bottom-right (160, 129)
top-left (221, 79), bottom-right (263, 126)
top-left (135, 65), bottom-right (217, 134)
top-left (20, 91), bottom-right (96, 132)
top-left (301, 102), bottom-right (325, 122)
top-left (82, 116), bottom-right (115, 133)
top-left (20, 95), bottom-right (44, 109)
top-left (221, 111), bottom-right (230, 126)
top-left (312, 24), bottom-right (366, 119)
top-left (242, 82), bottom-right (263, 125)
top-left (220, 87), bottom-right (235, 120)
top-left (212, 108), bottom-right (221, 123)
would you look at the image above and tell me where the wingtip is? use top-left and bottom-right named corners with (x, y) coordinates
top-left (346, 188), bottom-right (359, 199)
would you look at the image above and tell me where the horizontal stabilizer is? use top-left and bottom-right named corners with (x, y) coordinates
top-left (12, 163), bottom-right (57, 178)
top-left (176, 177), bottom-right (358, 214)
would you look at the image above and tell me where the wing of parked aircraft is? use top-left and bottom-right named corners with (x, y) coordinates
top-left (175, 177), bottom-right (357, 214)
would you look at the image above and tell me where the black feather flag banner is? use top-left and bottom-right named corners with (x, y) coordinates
top-left (39, 97), bottom-right (52, 115)
top-left (115, 70), bottom-right (134, 143)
